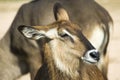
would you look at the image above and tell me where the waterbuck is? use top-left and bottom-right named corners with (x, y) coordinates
top-left (0, 0), bottom-right (112, 80)
top-left (18, 3), bottom-right (106, 80)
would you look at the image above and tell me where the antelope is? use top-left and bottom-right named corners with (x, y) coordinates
top-left (18, 3), bottom-right (106, 80)
top-left (0, 0), bottom-right (112, 80)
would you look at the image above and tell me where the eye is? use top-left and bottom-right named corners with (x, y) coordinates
top-left (59, 33), bottom-right (73, 42)
top-left (58, 29), bottom-right (74, 42)
top-left (59, 32), bottom-right (69, 38)
top-left (58, 29), bottom-right (71, 40)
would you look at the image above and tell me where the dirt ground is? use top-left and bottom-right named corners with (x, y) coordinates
top-left (0, 0), bottom-right (120, 80)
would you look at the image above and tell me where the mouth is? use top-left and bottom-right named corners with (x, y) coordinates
top-left (81, 57), bottom-right (98, 64)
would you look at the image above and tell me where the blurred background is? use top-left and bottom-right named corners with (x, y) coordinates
top-left (0, 0), bottom-right (120, 80)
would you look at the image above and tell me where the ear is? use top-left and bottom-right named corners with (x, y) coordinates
top-left (18, 25), bottom-right (47, 40)
top-left (53, 3), bottom-right (69, 21)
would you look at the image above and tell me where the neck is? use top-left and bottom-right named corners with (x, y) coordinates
top-left (42, 44), bottom-right (105, 80)
top-left (43, 43), bottom-right (80, 79)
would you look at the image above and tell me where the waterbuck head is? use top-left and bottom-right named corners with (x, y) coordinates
top-left (18, 3), bottom-right (102, 79)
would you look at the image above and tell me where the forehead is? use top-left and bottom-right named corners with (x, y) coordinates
top-left (49, 20), bottom-right (81, 35)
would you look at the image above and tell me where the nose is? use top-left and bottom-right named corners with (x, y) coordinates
top-left (89, 49), bottom-right (100, 61)
top-left (82, 49), bottom-right (100, 64)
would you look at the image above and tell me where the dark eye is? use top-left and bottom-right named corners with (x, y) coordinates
top-left (59, 32), bottom-right (74, 42)
top-left (58, 29), bottom-right (74, 42)
top-left (59, 33), bottom-right (69, 38)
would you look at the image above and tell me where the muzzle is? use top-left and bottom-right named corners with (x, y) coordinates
top-left (82, 49), bottom-right (100, 64)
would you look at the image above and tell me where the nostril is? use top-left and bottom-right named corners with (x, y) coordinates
top-left (89, 52), bottom-right (100, 61)
top-left (82, 49), bottom-right (100, 64)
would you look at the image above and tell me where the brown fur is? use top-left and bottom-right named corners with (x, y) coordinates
top-left (35, 43), bottom-right (105, 80)
top-left (18, 5), bottom-right (107, 79)
top-left (0, 0), bottom-right (112, 80)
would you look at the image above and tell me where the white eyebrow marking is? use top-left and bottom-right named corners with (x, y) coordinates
top-left (62, 29), bottom-right (74, 38)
